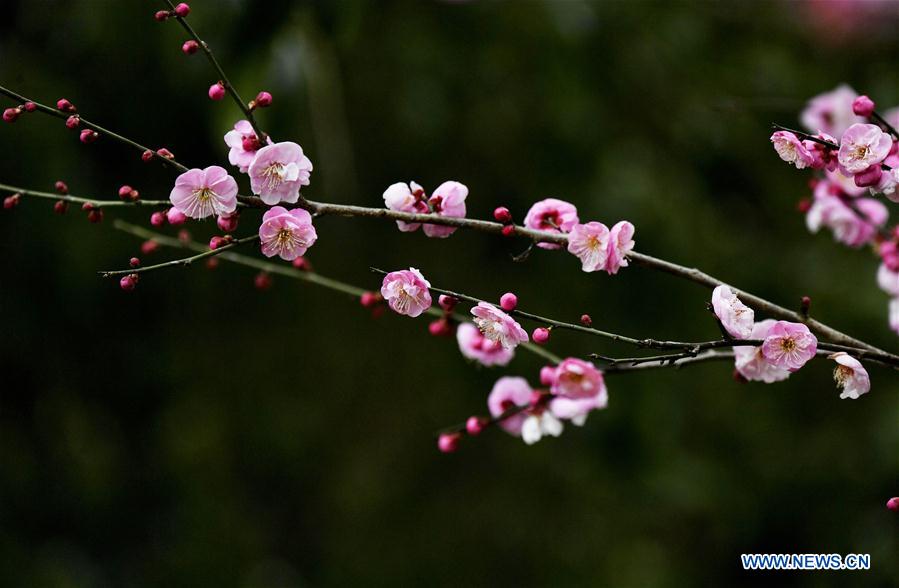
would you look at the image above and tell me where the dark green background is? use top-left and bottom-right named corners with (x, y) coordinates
top-left (1, 1), bottom-right (897, 586)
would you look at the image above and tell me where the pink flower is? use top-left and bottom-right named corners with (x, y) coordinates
top-left (837, 123), bottom-right (893, 174)
top-left (383, 181), bottom-right (428, 232)
top-left (380, 268), bottom-right (432, 318)
top-left (876, 263), bottom-right (899, 296)
top-left (734, 320), bottom-right (791, 383)
top-left (456, 322), bottom-right (514, 366)
top-left (711, 285), bottom-right (754, 339)
top-left (224, 120), bottom-right (271, 173)
top-left (770, 131), bottom-right (815, 169)
top-left (169, 165), bottom-right (238, 219)
top-left (258, 206), bottom-right (317, 261)
top-left (806, 183), bottom-right (887, 248)
top-left (829, 352), bottom-right (870, 399)
top-left (761, 321), bottom-right (818, 372)
top-left (801, 85), bottom-right (864, 137)
top-left (550, 358), bottom-right (605, 400)
top-left (804, 133), bottom-right (839, 171)
top-left (567, 220), bottom-right (635, 274)
top-left (487, 376), bottom-right (533, 435)
top-left (248, 141), bottom-right (313, 205)
top-left (890, 298), bottom-right (899, 335)
top-left (422, 181), bottom-right (468, 238)
top-left (523, 198), bottom-right (579, 250)
top-left (825, 168), bottom-right (866, 198)
top-left (567, 222), bottom-right (609, 272)
top-left (470, 302), bottom-right (529, 349)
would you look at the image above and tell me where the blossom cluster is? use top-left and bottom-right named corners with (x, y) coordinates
top-left (771, 85), bottom-right (899, 335)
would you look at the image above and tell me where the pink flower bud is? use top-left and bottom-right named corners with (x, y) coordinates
top-left (241, 135), bottom-right (262, 152)
top-left (81, 202), bottom-right (94, 211)
top-left (360, 291), bottom-right (381, 308)
top-left (292, 256), bottom-right (312, 271)
top-left (852, 95), bottom-right (875, 117)
top-left (216, 213), bottom-right (239, 232)
top-left (499, 292), bottom-right (518, 311)
top-left (23, 101), bottom-right (36, 112)
top-left (54, 180), bottom-right (68, 194)
top-left (150, 211), bottom-right (166, 227)
top-left (166, 207), bottom-right (187, 225)
top-left (53, 200), bottom-right (68, 215)
top-left (87, 209), bottom-right (103, 223)
top-left (887, 497), bottom-right (899, 512)
top-left (428, 318), bottom-right (453, 337)
top-left (119, 275), bottom-right (137, 291)
top-left (465, 416), bottom-right (486, 436)
top-left (539, 365), bottom-right (556, 386)
top-left (254, 91), bottom-right (273, 107)
top-left (154, 10), bottom-right (170, 22)
top-left (208, 236), bottom-right (228, 250)
top-left (254, 272), bottom-right (272, 291)
top-left (118, 185), bottom-right (134, 200)
top-left (493, 206), bottom-right (512, 223)
top-left (141, 149), bottom-right (154, 162)
top-left (3, 194), bottom-right (20, 209)
top-left (208, 82), bottom-right (226, 101)
top-left (438, 294), bottom-right (457, 311)
top-left (501, 225), bottom-right (515, 237)
top-left (56, 98), bottom-right (76, 113)
top-left (156, 147), bottom-right (174, 159)
top-left (129, 257), bottom-right (141, 268)
top-left (174, 3), bottom-right (190, 17)
top-left (437, 433), bottom-right (460, 453)
top-left (141, 240), bottom-right (159, 255)
top-left (854, 165), bottom-right (883, 188)
top-left (79, 129), bottom-right (98, 143)
top-left (2, 107), bottom-right (20, 123)
top-left (177, 229), bottom-right (191, 243)
top-left (65, 115), bottom-right (80, 129)
top-left (580, 313), bottom-right (592, 326)
top-left (532, 327), bottom-right (551, 344)
top-left (181, 40), bottom-right (199, 55)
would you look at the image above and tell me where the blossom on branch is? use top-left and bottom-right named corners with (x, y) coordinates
top-left (248, 141), bottom-right (313, 205)
top-left (258, 206), bottom-right (317, 261)
top-left (837, 123), bottom-right (892, 174)
top-left (761, 321), bottom-right (818, 372)
top-left (470, 302), bottom-right (529, 349)
top-left (523, 198), bottom-right (579, 250)
top-left (733, 320), bottom-right (790, 383)
top-left (829, 352), bottom-right (870, 399)
top-left (382, 180), bottom-right (468, 237)
top-left (456, 322), bottom-right (514, 366)
top-left (770, 131), bottom-right (815, 169)
top-left (567, 220), bottom-right (635, 274)
top-left (224, 119), bottom-right (271, 172)
top-left (169, 165), bottom-right (238, 219)
top-left (800, 85), bottom-right (864, 137)
top-left (380, 268), bottom-right (432, 318)
top-left (711, 285), bottom-right (754, 339)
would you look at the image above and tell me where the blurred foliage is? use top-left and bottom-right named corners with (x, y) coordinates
top-left (1, 0), bottom-right (898, 586)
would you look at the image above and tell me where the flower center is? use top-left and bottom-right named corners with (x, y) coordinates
top-left (852, 145), bottom-right (869, 161)
top-left (834, 365), bottom-right (853, 385)
top-left (262, 162), bottom-right (285, 189)
top-left (193, 187), bottom-right (216, 202)
top-left (780, 337), bottom-right (796, 353)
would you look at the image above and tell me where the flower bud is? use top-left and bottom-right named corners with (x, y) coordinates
top-left (156, 147), bottom-right (175, 159)
top-left (465, 417), bottom-right (486, 436)
top-left (428, 318), bottom-right (453, 337)
top-left (241, 135), bottom-right (262, 152)
top-left (887, 497), bottom-right (899, 512)
top-left (174, 3), bottom-right (190, 17)
top-left (166, 207), bottom-right (187, 225)
top-left (2, 107), bottom-right (21, 123)
top-left (360, 291), bottom-right (381, 308)
top-left (438, 294), bottom-right (457, 311)
top-left (208, 236), bottom-right (229, 250)
top-left (23, 101), bottom-right (37, 112)
top-left (500, 292), bottom-right (517, 311)
top-left (854, 165), bottom-right (883, 188)
top-left (501, 225), bottom-right (515, 237)
top-left (56, 98), bottom-right (76, 113)
top-left (119, 275), bottom-right (137, 291)
top-left (539, 365), bottom-right (556, 386)
top-left (150, 211), bottom-right (166, 227)
top-left (852, 95), bottom-right (875, 117)
top-left (580, 313), bottom-right (592, 327)
top-left (3, 194), bottom-right (20, 209)
top-left (54, 180), bottom-right (69, 194)
top-left (79, 129), bottom-right (98, 143)
top-left (141, 240), bottom-right (159, 255)
top-left (254, 91), bottom-right (272, 108)
top-left (65, 115), bottom-right (80, 129)
top-left (208, 82), bottom-right (226, 101)
top-left (216, 212), bottom-right (239, 232)
top-left (532, 327), bottom-right (551, 344)
top-left (87, 209), bottom-right (104, 223)
top-left (153, 10), bottom-right (170, 22)
top-left (53, 200), bottom-right (68, 215)
top-left (254, 272), bottom-right (272, 291)
top-left (437, 433), bottom-right (460, 453)
top-left (129, 257), bottom-right (141, 268)
top-left (493, 206), bottom-right (512, 223)
top-left (118, 185), bottom-right (134, 200)
top-left (292, 256), bottom-right (312, 271)
top-left (181, 40), bottom-right (199, 55)
top-left (141, 149), bottom-right (154, 162)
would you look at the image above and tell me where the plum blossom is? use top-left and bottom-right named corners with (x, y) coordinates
top-left (224, 120), bottom-right (271, 173)
top-left (470, 302), bottom-right (529, 349)
top-left (733, 320), bottom-right (790, 383)
top-left (825, 168), bottom-right (866, 197)
top-left (805, 133), bottom-right (839, 171)
top-left (890, 298), bottom-right (899, 335)
top-left (711, 285), bottom-right (754, 339)
top-left (761, 321), bottom-right (818, 372)
top-left (567, 220), bottom-right (635, 274)
top-left (876, 263), bottom-right (899, 296)
top-left (456, 322), bottom-right (515, 366)
top-left (382, 181), bottom-right (468, 237)
top-left (520, 411), bottom-right (564, 445)
top-left (550, 358), bottom-right (605, 399)
top-left (770, 131), bottom-right (815, 169)
top-left (169, 165), bottom-right (238, 219)
top-left (806, 182), bottom-right (887, 248)
top-left (800, 85), bottom-right (864, 137)
top-left (380, 268), bottom-right (432, 318)
top-left (248, 141), bottom-right (313, 205)
top-left (487, 376), bottom-right (533, 436)
top-left (523, 198), bottom-right (579, 250)
top-left (829, 352), bottom-right (870, 400)
top-left (837, 123), bottom-right (893, 174)
top-left (383, 181), bottom-right (429, 232)
top-left (258, 206), bottom-right (317, 261)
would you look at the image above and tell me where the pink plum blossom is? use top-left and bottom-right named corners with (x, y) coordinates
top-left (734, 320), bottom-right (791, 383)
top-left (837, 123), bottom-right (893, 174)
top-left (806, 182), bottom-right (887, 248)
top-left (890, 298), bottom-right (899, 335)
top-left (829, 352), bottom-right (870, 400)
top-left (383, 181), bottom-right (429, 232)
top-left (523, 198), bottom-right (579, 250)
top-left (258, 206), bottom-right (317, 261)
top-left (169, 165), bottom-right (238, 219)
top-left (711, 285), bottom-right (754, 339)
top-left (487, 376), bottom-right (533, 435)
top-left (470, 302), bottom-right (529, 349)
top-left (876, 263), bottom-right (899, 296)
top-left (224, 120), bottom-right (271, 172)
top-left (422, 181), bottom-right (468, 238)
top-left (567, 220), bottom-right (635, 274)
top-left (801, 85), bottom-right (864, 137)
top-left (549, 358), bottom-right (605, 400)
top-left (380, 268), bottom-right (432, 318)
top-left (804, 133), bottom-right (839, 171)
top-left (761, 321), bottom-right (818, 372)
top-left (770, 131), bottom-right (815, 169)
top-left (825, 168), bottom-right (866, 197)
top-left (248, 141), bottom-right (313, 205)
top-left (456, 322), bottom-right (515, 366)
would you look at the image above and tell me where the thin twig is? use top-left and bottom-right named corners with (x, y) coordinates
top-left (98, 234), bottom-right (259, 277)
top-left (0, 183), bottom-right (169, 208)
